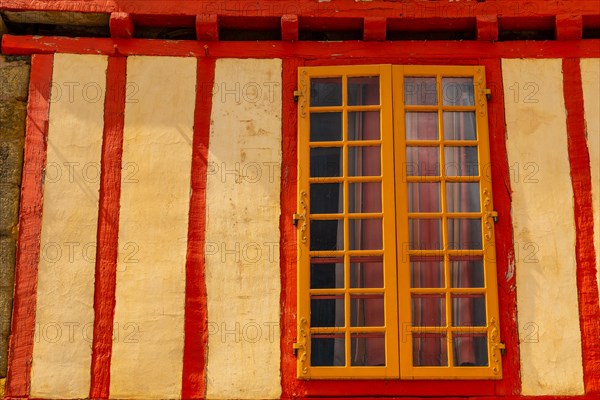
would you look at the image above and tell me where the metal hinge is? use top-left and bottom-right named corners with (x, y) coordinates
top-left (294, 90), bottom-right (301, 102)
top-left (292, 342), bottom-right (302, 356)
top-left (292, 213), bottom-right (304, 226)
top-left (489, 210), bottom-right (499, 222)
top-left (484, 88), bottom-right (492, 100)
top-left (496, 341), bottom-right (506, 356)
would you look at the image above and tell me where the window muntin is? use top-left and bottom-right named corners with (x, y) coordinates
top-left (297, 65), bottom-right (502, 380)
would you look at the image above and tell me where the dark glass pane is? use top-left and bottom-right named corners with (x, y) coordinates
top-left (310, 113), bottom-right (342, 142)
top-left (446, 182), bottom-right (481, 212)
top-left (450, 256), bottom-right (485, 288)
top-left (410, 256), bottom-right (444, 288)
top-left (413, 333), bottom-right (448, 366)
top-left (453, 334), bottom-right (488, 366)
top-left (443, 111), bottom-right (476, 140)
top-left (405, 146), bottom-right (440, 176)
top-left (351, 294), bottom-right (384, 327)
top-left (447, 218), bottom-right (482, 250)
top-left (310, 183), bottom-right (342, 214)
top-left (350, 258), bottom-right (383, 288)
top-left (348, 146), bottom-right (381, 176)
top-left (310, 147), bottom-right (342, 177)
top-left (405, 77), bottom-right (437, 106)
top-left (444, 146), bottom-right (479, 176)
top-left (311, 295), bottom-right (344, 327)
top-left (311, 78), bottom-right (342, 106)
top-left (310, 219), bottom-right (343, 251)
top-left (349, 219), bottom-right (382, 250)
top-left (452, 294), bottom-right (486, 326)
top-left (311, 334), bottom-right (345, 366)
top-left (406, 112), bottom-right (439, 140)
top-left (348, 76), bottom-right (380, 105)
top-left (310, 258), bottom-right (344, 289)
top-left (412, 294), bottom-right (446, 326)
top-left (351, 333), bottom-right (385, 366)
top-left (348, 111), bottom-right (380, 140)
top-left (442, 77), bottom-right (474, 106)
top-left (348, 182), bottom-right (382, 213)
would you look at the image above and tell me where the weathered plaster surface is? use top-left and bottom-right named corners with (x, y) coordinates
top-left (581, 58), bottom-right (600, 305)
top-left (502, 58), bottom-right (584, 395)
top-left (205, 58), bottom-right (282, 399)
top-left (109, 56), bottom-right (195, 398)
top-left (30, 54), bottom-right (106, 398)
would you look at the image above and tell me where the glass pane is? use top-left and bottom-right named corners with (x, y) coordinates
top-left (412, 294), bottom-right (446, 326)
top-left (311, 295), bottom-right (344, 327)
top-left (348, 111), bottom-right (380, 140)
top-left (453, 334), bottom-right (488, 367)
top-left (310, 219), bottom-right (343, 251)
top-left (311, 258), bottom-right (344, 289)
top-left (446, 182), bottom-right (481, 212)
top-left (348, 182), bottom-right (382, 213)
top-left (351, 294), bottom-right (384, 327)
top-left (447, 218), bottom-right (482, 250)
top-left (452, 294), bottom-right (486, 326)
top-left (404, 77), bottom-right (437, 106)
top-left (406, 112), bottom-right (439, 140)
top-left (409, 219), bottom-right (442, 250)
top-left (350, 258), bottom-right (383, 288)
top-left (351, 333), bottom-right (385, 366)
top-left (348, 146), bottom-right (381, 176)
top-left (413, 333), bottom-right (448, 366)
top-left (443, 111), bottom-right (476, 140)
top-left (450, 256), bottom-right (485, 288)
top-left (310, 183), bottom-right (342, 214)
top-left (311, 334), bottom-right (345, 366)
top-left (310, 147), bottom-right (342, 177)
top-left (444, 146), bottom-right (479, 176)
top-left (348, 76), bottom-right (380, 106)
top-left (442, 77), bottom-right (475, 106)
top-left (310, 113), bottom-right (342, 142)
top-left (407, 182), bottom-right (441, 213)
top-left (406, 146), bottom-right (440, 176)
top-left (410, 256), bottom-right (444, 288)
top-left (311, 78), bottom-right (342, 107)
top-left (349, 219), bottom-right (382, 250)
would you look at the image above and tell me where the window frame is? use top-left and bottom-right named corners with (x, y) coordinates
top-left (296, 64), bottom-right (504, 380)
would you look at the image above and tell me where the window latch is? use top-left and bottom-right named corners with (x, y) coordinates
top-left (292, 213), bottom-right (304, 226)
top-left (294, 90), bottom-right (301, 102)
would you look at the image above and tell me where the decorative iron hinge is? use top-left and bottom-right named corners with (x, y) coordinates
top-left (292, 213), bottom-right (304, 226)
top-left (293, 90), bottom-right (302, 102)
top-left (484, 88), bottom-right (492, 100)
top-left (495, 341), bottom-right (506, 356)
top-left (292, 341), bottom-right (302, 356)
top-left (489, 210), bottom-right (498, 222)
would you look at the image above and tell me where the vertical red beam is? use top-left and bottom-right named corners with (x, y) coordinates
top-left (5, 53), bottom-right (54, 398)
top-left (562, 58), bottom-right (600, 395)
top-left (181, 57), bottom-right (215, 399)
top-left (483, 59), bottom-right (521, 396)
top-left (89, 56), bottom-right (127, 400)
top-left (280, 58), bottom-right (303, 399)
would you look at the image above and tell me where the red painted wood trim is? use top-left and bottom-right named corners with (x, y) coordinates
top-left (563, 58), bottom-right (600, 395)
top-left (281, 15), bottom-right (298, 42)
top-left (1, 0), bottom-right (599, 19)
top-left (279, 58), bottom-right (519, 398)
top-left (196, 15), bottom-right (218, 41)
top-left (477, 15), bottom-right (499, 41)
top-left (363, 17), bottom-right (386, 41)
top-left (88, 56), bottom-right (126, 400)
top-left (556, 15), bottom-right (583, 40)
top-left (280, 57), bottom-right (302, 399)
top-left (109, 12), bottom-right (134, 39)
top-left (181, 58), bottom-right (215, 400)
top-left (5, 53), bottom-right (54, 398)
top-left (2, 35), bottom-right (600, 59)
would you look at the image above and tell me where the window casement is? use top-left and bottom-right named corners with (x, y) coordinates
top-left (295, 64), bottom-right (504, 380)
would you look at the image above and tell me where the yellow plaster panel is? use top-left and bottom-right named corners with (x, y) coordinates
top-left (581, 58), bottom-right (600, 306)
top-left (30, 54), bottom-right (106, 398)
top-left (109, 56), bottom-right (195, 399)
top-left (502, 59), bottom-right (584, 395)
top-left (205, 58), bottom-right (282, 399)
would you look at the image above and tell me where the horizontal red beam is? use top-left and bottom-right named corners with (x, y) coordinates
top-left (3, 35), bottom-right (600, 59)
top-left (2, 0), bottom-right (599, 18)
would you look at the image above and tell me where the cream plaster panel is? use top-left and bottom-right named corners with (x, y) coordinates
top-left (581, 59), bottom-right (600, 306)
top-left (503, 59), bottom-right (584, 395)
top-left (205, 58), bottom-right (282, 400)
top-left (30, 54), bottom-right (106, 398)
top-left (109, 56), bottom-right (195, 399)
